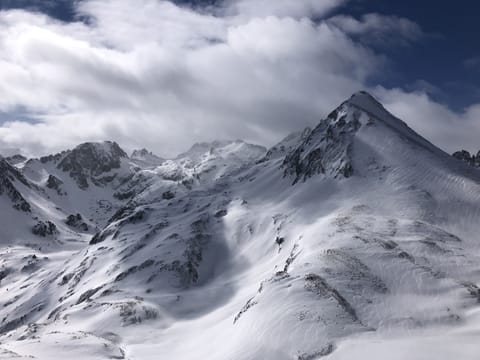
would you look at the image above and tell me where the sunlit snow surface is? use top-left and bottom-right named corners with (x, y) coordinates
top-left (1, 93), bottom-right (480, 359)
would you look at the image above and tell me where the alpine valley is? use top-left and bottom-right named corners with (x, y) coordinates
top-left (1, 92), bottom-right (480, 360)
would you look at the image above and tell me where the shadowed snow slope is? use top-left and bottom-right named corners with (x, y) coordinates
top-left (0, 92), bottom-right (480, 359)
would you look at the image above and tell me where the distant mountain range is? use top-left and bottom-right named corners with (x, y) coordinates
top-left (0, 92), bottom-right (479, 359)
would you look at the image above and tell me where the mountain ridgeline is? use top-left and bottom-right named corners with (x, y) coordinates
top-left (0, 92), bottom-right (480, 359)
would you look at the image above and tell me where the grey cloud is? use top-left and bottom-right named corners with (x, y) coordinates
top-left (0, 1), bottom-right (380, 157)
top-left (328, 13), bottom-right (424, 47)
top-left (375, 87), bottom-right (480, 154)
top-left (222, 0), bottom-right (347, 18)
top-left (0, 0), bottom-right (478, 158)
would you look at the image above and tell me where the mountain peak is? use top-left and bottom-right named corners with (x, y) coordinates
top-left (131, 148), bottom-right (164, 166)
top-left (345, 91), bottom-right (391, 120)
top-left (3, 91), bottom-right (480, 360)
top-left (5, 154), bottom-right (27, 166)
top-left (176, 139), bottom-right (265, 161)
top-left (177, 140), bottom-right (234, 159)
top-left (348, 90), bottom-right (378, 102)
top-left (73, 141), bottom-right (127, 158)
top-left (57, 141), bottom-right (128, 189)
top-left (131, 148), bottom-right (151, 158)
top-left (282, 91), bottom-right (447, 184)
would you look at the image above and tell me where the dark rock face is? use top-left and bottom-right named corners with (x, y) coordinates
top-left (39, 152), bottom-right (64, 164)
top-left (452, 150), bottom-right (480, 167)
top-left (32, 221), bottom-right (57, 237)
top-left (76, 286), bottom-right (103, 305)
top-left (89, 227), bottom-right (116, 245)
top-left (214, 209), bottom-right (227, 218)
top-left (130, 149), bottom-right (164, 165)
top-left (282, 105), bottom-right (360, 184)
top-left (46, 175), bottom-right (65, 195)
top-left (113, 190), bottom-right (136, 200)
top-left (113, 172), bottom-right (149, 201)
top-left (275, 236), bottom-right (285, 245)
top-left (57, 141), bottom-right (127, 189)
top-left (131, 149), bottom-right (151, 158)
top-left (0, 158), bottom-right (31, 212)
top-left (21, 255), bottom-right (40, 273)
top-left (162, 191), bottom-right (175, 200)
top-left (5, 154), bottom-right (27, 166)
top-left (46, 175), bottom-right (62, 189)
top-left (65, 214), bottom-right (89, 231)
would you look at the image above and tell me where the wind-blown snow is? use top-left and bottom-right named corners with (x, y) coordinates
top-left (0, 93), bottom-right (479, 359)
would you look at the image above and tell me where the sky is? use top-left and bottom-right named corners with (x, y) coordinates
top-left (0, 0), bottom-right (478, 157)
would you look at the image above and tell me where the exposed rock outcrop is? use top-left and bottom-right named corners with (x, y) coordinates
top-left (0, 157), bottom-right (31, 212)
top-left (452, 150), bottom-right (480, 167)
top-left (57, 141), bottom-right (128, 189)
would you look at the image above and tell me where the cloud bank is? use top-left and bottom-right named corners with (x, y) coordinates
top-left (0, 0), bottom-right (477, 157)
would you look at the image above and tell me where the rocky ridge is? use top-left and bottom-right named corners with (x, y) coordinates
top-left (0, 92), bottom-right (479, 359)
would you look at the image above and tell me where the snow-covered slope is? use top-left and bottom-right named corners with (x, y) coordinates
top-left (1, 92), bottom-right (480, 359)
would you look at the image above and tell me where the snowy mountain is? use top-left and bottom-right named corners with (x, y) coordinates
top-left (130, 149), bottom-right (165, 168)
top-left (5, 154), bottom-right (28, 166)
top-left (1, 92), bottom-right (480, 359)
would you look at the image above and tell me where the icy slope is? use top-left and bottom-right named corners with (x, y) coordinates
top-left (1, 92), bottom-right (480, 359)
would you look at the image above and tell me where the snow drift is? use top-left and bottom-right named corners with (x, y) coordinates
top-left (0, 92), bottom-right (479, 359)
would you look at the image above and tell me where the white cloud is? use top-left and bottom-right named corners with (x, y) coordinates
top-left (328, 13), bottom-right (424, 46)
top-left (0, 0), bottom-right (476, 158)
top-left (78, 0), bottom-right (228, 50)
top-left (0, 0), bottom-right (380, 156)
top-left (223, 0), bottom-right (346, 19)
top-left (375, 87), bottom-right (480, 154)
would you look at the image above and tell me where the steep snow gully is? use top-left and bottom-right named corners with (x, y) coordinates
top-left (1, 92), bottom-right (480, 359)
